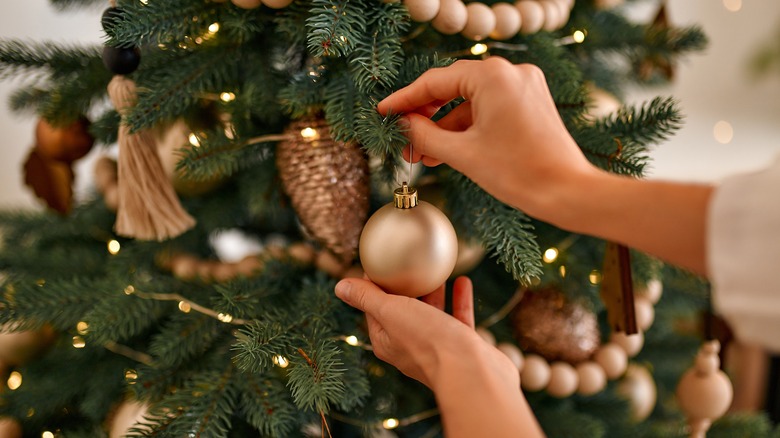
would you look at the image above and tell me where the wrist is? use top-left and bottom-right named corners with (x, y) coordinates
top-left (526, 164), bottom-right (608, 232)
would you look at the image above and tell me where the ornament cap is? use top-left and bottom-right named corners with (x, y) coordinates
top-left (394, 182), bottom-right (418, 209)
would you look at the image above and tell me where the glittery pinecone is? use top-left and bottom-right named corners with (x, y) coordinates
top-left (276, 118), bottom-right (369, 265)
top-left (511, 287), bottom-right (601, 364)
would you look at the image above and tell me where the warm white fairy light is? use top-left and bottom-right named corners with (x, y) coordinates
top-left (220, 91), bottom-right (236, 102)
top-left (125, 369), bottom-right (138, 383)
top-left (589, 269), bottom-right (602, 285)
top-left (107, 240), bottom-right (121, 255)
top-left (77, 321), bottom-right (89, 335)
top-left (208, 22), bottom-right (221, 33)
top-left (559, 265), bottom-right (567, 278)
top-left (178, 301), bottom-right (192, 313)
top-left (470, 43), bottom-right (488, 55)
top-left (73, 336), bottom-right (86, 349)
top-left (42, 432), bottom-right (54, 438)
top-left (124, 285), bottom-right (136, 295)
top-left (573, 30), bottom-right (586, 44)
top-left (300, 127), bottom-right (319, 141)
top-left (382, 418), bottom-right (400, 429)
top-left (542, 247), bottom-right (559, 263)
top-left (273, 355), bottom-right (290, 368)
top-left (217, 313), bottom-right (234, 323)
top-left (188, 133), bottom-right (201, 147)
top-left (7, 371), bottom-right (22, 390)
top-left (345, 335), bottom-right (359, 346)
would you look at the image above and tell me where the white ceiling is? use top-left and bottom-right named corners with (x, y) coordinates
top-left (0, 0), bottom-right (778, 208)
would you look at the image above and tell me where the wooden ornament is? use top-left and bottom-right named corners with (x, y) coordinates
top-left (431, 0), bottom-right (468, 34)
top-left (547, 362), bottom-right (579, 398)
top-left (594, 343), bottom-right (628, 379)
top-left (577, 362), bottom-right (607, 396)
top-left (521, 354), bottom-right (551, 391)
top-left (231, 0), bottom-right (263, 8)
top-left (35, 117), bottom-right (94, 163)
top-left (404, 0), bottom-right (441, 22)
top-left (600, 242), bottom-right (638, 334)
top-left (539, 0), bottom-right (561, 32)
top-left (23, 149), bottom-right (74, 215)
top-left (634, 296), bottom-right (655, 332)
top-left (497, 342), bottom-right (524, 371)
top-left (171, 255), bottom-right (200, 281)
top-left (287, 242), bottom-right (316, 264)
top-left (236, 255), bottom-right (264, 277)
top-left (611, 331), bottom-right (644, 358)
top-left (489, 3), bottom-right (522, 40)
top-left (211, 262), bottom-right (237, 283)
top-left (315, 250), bottom-right (348, 278)
top-left (677, 341), bottom-right (733, 438)
top-left (617, 364), bottom-right (657, 422)
top-left (461, 3), bottom-right (496, 41)
top-left (262, 0), bottom-right (294, 8)
top-left (0, 418), bottom-right (22, 438)
top-left (640, 278), bottom-right (663, 305)
top-left (516, 1), bottom-right (545, 34)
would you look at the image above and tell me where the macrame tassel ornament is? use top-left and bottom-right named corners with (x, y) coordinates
top-left (107, 76), bottom-right (195, 240)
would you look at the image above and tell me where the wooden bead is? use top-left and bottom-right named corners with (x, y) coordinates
top-left (618, 364), bottom-right (657, 422)
top-left (539, 0), bottom-right (561, 31)
top-left (594, 343), bottom-right (628, 379)
top-left (489, 3), bottom-right (522, 40)
top-left (265, 244), bottom-right (287, 259)
top-left (287, 242), bottom-right (316, 264)
top-left (103, 184), bottom-right (119, 211)
top-left (461, 3), bottom-right (496, 41)
top-left (236, 255), bottom-right (264, 277)
top-left (521, 354), bottom-right (551, 391)
top-left (634, 296), bottom-right (655, 331)
top-left (231, 0), bottom-right (263, 8)
top-left (171, 255), bottom-right (200, 281)
top-left (640, 279), bottom-right (663, 304)
top-left (342, 265), bottom-right (365, 279)
top-left (576, 361), bottom-right (607, 396)
top-left (197, 261), bottom-right (218, 283)
top-left (475, 327), bottom-right (496, 346)
top-left (404, 0), bottom-right (441, 22)
top-left (315, 250), bottom-right (347, 278)
top-left (516, 1), bottom-right (544, 34)
top-left (677, 341), bottom-right (733, 434)
top-left (262, 0), bottom-right (293, 9)
top-left (212, 263), bottom-right (237, 283)
top-left (497, 342), bottom-right (524, 371)
top-left (93, 156), bottom-right (117, 192)
top-left (35, 117), bottom-right (94, 163)
top-left (431, 0), bottom-right (468, 35)
top-left (610, 331), bottom-right (644, 358)
top-left (547, 362), bottom-right (579, 398)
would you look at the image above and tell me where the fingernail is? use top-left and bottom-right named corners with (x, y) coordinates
top-left (335, 280), bottom-right (352, 301)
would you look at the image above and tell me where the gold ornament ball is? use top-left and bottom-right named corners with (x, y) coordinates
top-left (617, 364), bottom-right (657, 422)
top-left (0, 417), bottom-right (22, 438)
top-left (547, 362), bottom-right (579, 398)
top-left (576, 361), bottom-right (607, 396)
top-left (511, 288), bottom-right (600, 363)
top-left (109, 400), bottom-right (150, 438)
top-left (0, 324), bottom-right (56, 366)
top-left (359, 196), bottom-right (458, 298)
top-left (521, 354), bottom-right (551, 391)
top-left (452, 238), bottom-right (487, 277)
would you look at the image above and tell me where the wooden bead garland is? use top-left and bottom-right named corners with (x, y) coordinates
top-left (489, 280), bottom-right (659, 399)
top-left (227, 0), bottom-right (573, 40)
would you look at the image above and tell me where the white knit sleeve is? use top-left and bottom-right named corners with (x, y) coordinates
top-left (708, 156), bottom-right (780, 351)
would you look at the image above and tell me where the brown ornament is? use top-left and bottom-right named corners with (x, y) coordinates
top-left (35, 117), bottom-right (94, 163)
top-left (511, 287), bottom-right (600, 363)
top-left (677, 341), bottom-right (733, 437)
top-left (23, 149), bottom-right (74, 215)
top-left (277, 118), bottom-right (369, 265)
top-left (0, 417), bottom-right (22, 438)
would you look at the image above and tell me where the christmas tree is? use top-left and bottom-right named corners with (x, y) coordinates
top-left (0, 0), bottom-right (776, 437)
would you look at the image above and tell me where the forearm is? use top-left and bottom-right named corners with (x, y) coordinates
top-left (433, 342), bottom-right (545, 438)
top-left (544, 169), bottom-right (713, 276)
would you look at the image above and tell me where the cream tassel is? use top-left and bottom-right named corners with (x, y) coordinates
top-left (108, 76), bottom-right (195, 241)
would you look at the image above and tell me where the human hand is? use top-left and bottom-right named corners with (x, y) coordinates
top-left (334, 276), bottom-right (517, 391)
top-left (377, 57), bottom-right (597, 223)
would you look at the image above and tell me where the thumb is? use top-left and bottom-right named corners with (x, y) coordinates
top-left (405, 112), bottom-right (463, 166)
top-left (335, 279), bottom-right (390, 317)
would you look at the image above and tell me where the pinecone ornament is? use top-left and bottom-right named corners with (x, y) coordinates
top-left (277, 118), bottom-right (369, 264)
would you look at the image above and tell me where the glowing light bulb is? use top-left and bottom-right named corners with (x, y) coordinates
top-left (73, 336), bottom-right (86, 349)
top-left (573, 30), bottom-right (586, 43)
top-left (107, 240), bottom-right (121, 255)
top-left (713, 120), bottom-right (733, 144)
top-left (300, 127), bottom-right (319, 141)
top-left (470, 43), bottom-right (488, 55)
top-left (559, 265), bottom-right (567, 278)
top-left (588, 270), bottom-right (602, 285)
top-left (208, 22), bottom-right (221, 33)
top-left (542, 247), bottom-right (559, 263)
top-left (77, 321), bottom-right (89, 335)
top-left (217, 313), bottom-right (234, 323)
top-left (7, 371), bottom-right (22, 390)
top-left (42, 432), bottom-right (54, 438)
top-left (178, 301), bottom-right (192, 313)
top-left (188, 133), bottom-right (201, 147)
top-left (382, 418), bottom-right (400, 429)
top-left (125, 369), bottom-right (138, 383)
top-left (220, 91), bottom-right (236, 102)
top-left (273, 355), bottom-right (290, 368)
top-left (124, 285), bottom-right (136, 295)
top-left (345, 335), bottom-right (359, 346)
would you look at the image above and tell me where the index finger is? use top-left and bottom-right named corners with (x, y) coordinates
top-left (377, 59), bottom-right (485, 116)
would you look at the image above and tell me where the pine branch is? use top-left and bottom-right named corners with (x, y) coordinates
top-left (597, 96), bottom-right (684, 147)
top-left (348, 3), bottom-right (408, 93)
top-left (306, 0), bottom-right (368, 57)
top-left (237, 374), bottom-right (299, 437)
top-left (149, 313), bottom-right (224, 368)
top-left (0, 40), bottom-right (102, 79)
top-left (233, 320), bottom-right (296, 374)
top-left (287, 341), bottom-right (346, 414)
